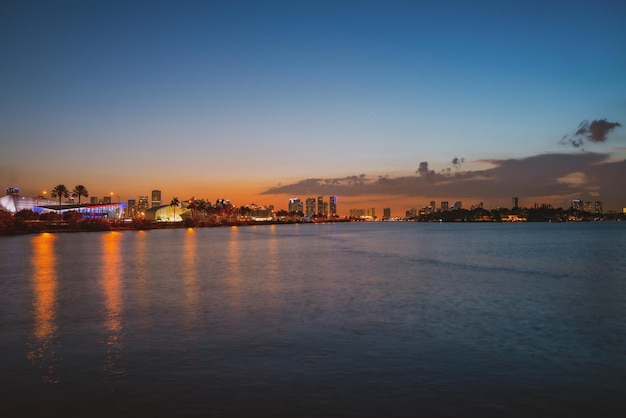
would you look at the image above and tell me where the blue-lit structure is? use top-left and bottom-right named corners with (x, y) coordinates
top-left (0, 194), bottom-right (125, 219)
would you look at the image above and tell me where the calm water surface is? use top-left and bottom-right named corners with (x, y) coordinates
top-left (1, 222), bottom-right (626, 417)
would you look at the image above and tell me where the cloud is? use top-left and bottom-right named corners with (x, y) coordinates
top-left (261, 152), bottom-right (626, 208)
top-left (451, 156), bottom-right (465, 167)
top-left (416, 161), bottom-right (435, 181)
top-left (560, 119), bottom-right (622, 149)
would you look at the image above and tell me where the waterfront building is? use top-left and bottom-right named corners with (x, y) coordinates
top-left (138, 195), bottom-right (149, 214)
top-left (572, 199), bottom-right (583, 211)
top-left (305, 198), bottom-right (316, 217)
top-left (441, 201), bottom-right (449, 211)
top-left (595, 201), bottom-right (603, 214)
top-left (127, 198), bottom-right (136, 218)
top-left (350, 208), bottom-right (365, 218)
top-left (330, 195), bottom-right (337, 216)
top-left (0, 190), bottom-right (123, 218)
top-left (317, 196), bottom-right (324, 215)
top-left (288, 198), bottom-right (303, 213)
top-left (383, 208), bottom-right (391, 219)
top-left (151, 190), bottom-right (162, 208)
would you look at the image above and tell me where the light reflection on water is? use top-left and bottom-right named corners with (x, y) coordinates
top-left (101, 231), bottom-right (124, 378)
top-left (28, 232), bottom-right (59, 383)
top-left (183, 228), bottom-right (199, 330)
top-left (1, 222), bottom-right (625, 416)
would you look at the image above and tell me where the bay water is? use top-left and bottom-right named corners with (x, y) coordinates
top-left (1, 222), bottom-right (625, 416)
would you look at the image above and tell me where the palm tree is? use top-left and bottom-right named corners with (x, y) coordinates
top-left (51, 184), bottom-right (70, 207)
top-left (170, 197), bottom-right (180, 221)
top-left (187, 199), bottom-right (197, 221)
top-left (72, 185), bottom-right (89, 205)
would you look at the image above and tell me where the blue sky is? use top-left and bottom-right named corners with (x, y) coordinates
top-left (1, 0), bottom-right (625, 214)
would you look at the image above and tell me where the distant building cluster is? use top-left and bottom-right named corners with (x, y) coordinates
top-left (288, 196), bottom-right (338, 219)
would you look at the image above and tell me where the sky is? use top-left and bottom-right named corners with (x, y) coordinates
top-left (1, 0), bottom-right (625, 215)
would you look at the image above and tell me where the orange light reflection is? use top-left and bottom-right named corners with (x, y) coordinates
top-left (29, 233), bottom-right (59, 382)
top-left (101, 231), bottom-right (125, 377)
top-left (183, 228), bottom-right (199, 328)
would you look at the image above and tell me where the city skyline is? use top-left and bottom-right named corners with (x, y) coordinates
top-left (1, 1), bottom-right (625, 213)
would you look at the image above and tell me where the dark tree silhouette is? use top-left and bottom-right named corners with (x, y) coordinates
top-left (51, 184), bottom-right (70, 207)
top-left (170, 197), bottom-right (180, 221)
top-left (72, 185), bottom-right (89, 205)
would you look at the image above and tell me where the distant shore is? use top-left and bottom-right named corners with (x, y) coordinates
top-left (2, 214), bottom-right (624, 237)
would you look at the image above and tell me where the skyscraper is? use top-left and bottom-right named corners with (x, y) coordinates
top-left (317, 196), bottom-right (324, 215)
top-left (138, 195), bottom-right (149, 213)
top-left (305, 198), bottom-right (316, 217)
top-left (127, 198), bottom-right (136, 218)
top-left (330, 195), bottom-right (337, 216)
top-left (288, 198), bottom-right (303, 213)
top-left (151, 190), bottom-right (162, 208)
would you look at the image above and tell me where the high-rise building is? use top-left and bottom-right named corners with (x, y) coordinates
top-left (151, 190), bottom-right (162, 208)
top-left (305, 198), bottom-right (316, 217)
top-left (138, 195), bottom-right (149, 214)
top-left (367, 207), bottom-right (375, 218)
top-left (102, 196), bottom-right (112, 204)
top-left (595, 201), bottom-right (603, 214)
top-left (330, 195), bottom-right (337, 216)
top-left (512, 197), bottom-right (519, 209)
top-left (583, 201), bottom-right (593, 213)
top-left (383, 208), bottom-right (391, 219)
top-left (441, 201), bottom-right (449, 211)
top-left (127, 198), bottom-right (136, 218)
top-left (90, 196), bottom-right (99, 204)
top-left (288, 198), bottom-right (303, 213)
top-left (572, 199), bottom-right (583, 211)
top-left (317, 196), bottom-right (324, 215)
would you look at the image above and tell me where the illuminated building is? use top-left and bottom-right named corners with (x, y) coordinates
top-left (330, 195), bottom-right (337, 216)
top-left (305, 198), bottom-right (316, 217)
top-left (288, 198), bottom-right (303, 213)
top-left (595, 201), bottom-right (603, 214)
top-left (144, 204), bottom-right (188, 222)
top-left (151, 190), bottom-right (162, 208)
top-left (138, 195), bottom-right (149, 213)
top-left (127, 198), bottom-right (136, 218)
top-left (317, 196), bottom-right (324, 215)
top-left (0, 192), bottom-right (123, 218)
top-left (572, 199), bottom-right (583, 211)
top-left (441, 201), bottom-right (449, 211)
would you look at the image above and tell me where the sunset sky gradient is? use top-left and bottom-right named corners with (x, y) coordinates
top-left (1, 0), bottom-right (625, 214)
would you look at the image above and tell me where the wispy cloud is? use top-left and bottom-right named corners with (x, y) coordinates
top-left (559, 119), bottom-right (622, 149)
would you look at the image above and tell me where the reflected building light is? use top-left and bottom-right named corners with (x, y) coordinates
top-left (101, 232), bottom-right (124, 377)
top-left (184, 228), bottom-right (199, 330)
top-left (29, 232), bottom-right (59, 383)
